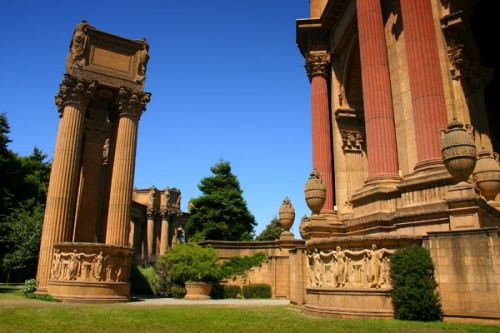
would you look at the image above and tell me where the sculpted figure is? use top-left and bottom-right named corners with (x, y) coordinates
top-left (64, 249), bottom-right (94, 280)
top-left (102, 138), bottom-right (109, 165)
top-left (137, 40), bottom-right (149, 82)
top-left (51, 249), bottom-right (62, 279)
top-left (93, 251), bottom-right (109, 281)
top-left (326, 246), bottom-right (365, 287)
top-left (364, 244), bottom-right (395, 288)
top-left (69, 21), bottom-right (91, 67)
top-left (310, 249), bottom-right (322, 286)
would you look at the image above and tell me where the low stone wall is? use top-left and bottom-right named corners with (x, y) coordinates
top-left (424, 228), bottom-right (500, 323)
top-left (199, 239), bottom-right (305, 299)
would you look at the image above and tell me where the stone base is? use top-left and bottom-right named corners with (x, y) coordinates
top-left (305, 288), bottom-right (393, 319)
top-left (299, 214), bottom-right (344, 239)
top-left (279, 231), bottom-right (295, 240)
top-left (48, 280), bottom-right (130, 303)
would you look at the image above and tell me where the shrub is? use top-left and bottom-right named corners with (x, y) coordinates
top-left (242, 283), bottom-right (271, 299)
top-left (130, 265), bottom-right (160, 296)
top-left (21, 279), bottom-right (59, 302)
top-left (210, 283), bottom-right (224, 299)
top-left (223, 285), bottom-right (241, 299)
top-left (156, 243), bottom-right (220, 286)
top-left (170, 284), bottom-right (186, 299)
top-left (390, 245), bottom-right (442, 321)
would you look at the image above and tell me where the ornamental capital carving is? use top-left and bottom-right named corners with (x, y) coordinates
top-left (340, 130), bottom-right (363, 152)
top-left (305, 53), bottom-right (331, 80)
top-left (115, 87), bottom-right (151, 120)
top-left (55, 74), bottom-right (97, 114)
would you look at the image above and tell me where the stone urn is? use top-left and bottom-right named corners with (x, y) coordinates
top-left (441, 119), bottom-right (477, 183)
top-left (473, 149), bottom-right (500, 201)
top-left (279, 197), bottom-right (295, 239)
top-left (304, 170), bottom-right (326, 215)
top-left (184, 281), bottom-right (212, 300)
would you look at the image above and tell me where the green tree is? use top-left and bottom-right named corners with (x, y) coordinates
top-left (185, 161), bottom-right (256, 241)
top-left (390, 245), bottom-right (442, 321)
top-left (255, 216), bottom-right (283, 241)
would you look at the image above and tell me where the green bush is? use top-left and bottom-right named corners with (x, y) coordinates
top-left (170, 284), bottom-right (186, 299)
top-left (156, 243), bottom-right (220, 285)
top-left (390, 245), bottom-right (442, 321)
top-left (242, 284), bottom-right (271, 299)
top-left (223, 285), bottom-right (241, 299)
top-left (130, 265), bottom-right (160, 296)
top-left (21, 279), bottom-right (59, 302)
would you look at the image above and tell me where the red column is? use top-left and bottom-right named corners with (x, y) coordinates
top-left (356, 0), bottom-right (400, 183)
top-left (306, 53), bottom-right (334, 213)
top-left (400, 0), bottom-right (448, 169)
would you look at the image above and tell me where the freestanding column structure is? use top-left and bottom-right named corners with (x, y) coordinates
top-left (105, 88), bottom-right (150, 246)
top-left (356, 0), bottom-right (400, 184)
top-left (159, 212), bottom-right (170, 255)
top-left (400, 0), bottom-right (449, 170)
top-left (306, 53), bottom-right (335, 213)
top-left (36, 75), bottom-right (95, 291)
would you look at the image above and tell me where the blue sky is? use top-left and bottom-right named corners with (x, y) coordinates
top-left (0, 1), bottom-right (313, 237)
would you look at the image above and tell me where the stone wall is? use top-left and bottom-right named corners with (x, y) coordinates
top-left (424, 228), bottom-right (500, 322)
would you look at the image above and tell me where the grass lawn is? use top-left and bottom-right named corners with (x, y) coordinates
top-left (0, 286), bottom-right (499, 333)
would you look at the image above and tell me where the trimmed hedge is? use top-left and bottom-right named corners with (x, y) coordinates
top-left (242, 283), bottom-right (271, 299)
top-left (170, 284), bottom-right (186, 299)
top-left (210, 284), bottom-right (241, 299)
top-left (390, 245), bottom-right (442, 321)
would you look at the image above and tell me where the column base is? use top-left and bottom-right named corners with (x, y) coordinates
top-left (280, 231), bottom-right (295, 240)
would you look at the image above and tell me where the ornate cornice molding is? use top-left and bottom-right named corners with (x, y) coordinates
top-left (305, 53), bottom-right (331, 80)
top-left (55, 74), bottom-right (97, 115)
top-left (115, 87), bottom-right (151, 120)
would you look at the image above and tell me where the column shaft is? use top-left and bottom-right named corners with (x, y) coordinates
top-left (36, 104), bottom-right (85, 290)
top-left (159, 215), bottom-right (169, 255)
top-left (105, 114), bottom-right (138, 246)
top-left (147, 214), bottom-right (154, 257)
top-left (400, 0), bottom-right (448, 168)
top-left (356, 0), bottom-right (399, 182)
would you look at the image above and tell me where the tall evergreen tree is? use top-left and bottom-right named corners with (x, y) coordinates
top-left (255, 216), bottom-right (283, 241)
top-left (185, 161), bottom-right (256, 241)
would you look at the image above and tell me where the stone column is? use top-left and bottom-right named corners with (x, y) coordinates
top-left (36, 75), bottom-right (95, 291)
top-left (129, 220), bottom-right (135, 247)
top-left (159, 212), bottom-right (170, 255)
top-left (356, 0), bottom-right (400, 184)
top-left (146, 209), bottom-right (155, 257)
top-left (105, 88), bottom-right (150, 246)
top-left (305, 53), bottom-right (335, 213)
top-left (400, 0), bottom-right (448, 169)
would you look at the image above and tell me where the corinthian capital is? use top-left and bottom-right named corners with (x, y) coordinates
top-left (115, 87), bottom-right (151, 120)
top-left (305, 53), bottom-right (331, 80)
top-left (55, 74), bottom-right (97, 114)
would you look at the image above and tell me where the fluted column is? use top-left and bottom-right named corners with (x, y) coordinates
top-left (159, 212), bottom-right (170, 255)
top-left (146, 210), bottom-right (155, 257)
top-left (400, 0), bottom-right (448, 169)
top-left (105, 88), bottom-right (150, 246)
top-left (356, 0), bottom-right (400, 184)
top-left (36, 75), bottom-right (95, 291)
top-left (306, 53), bottom-right (335, 213)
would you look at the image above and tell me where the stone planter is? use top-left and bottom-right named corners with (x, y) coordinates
top-left (304, 170), bottom-right (326, 214)
top-left (279, 196), bottom-right (295, 230)
top-left (441, 119), bottom-right (477, 183)
top-left (184, 281), bottom-right (212, 300)
top-left (473, 149), bottom-right (500, 201)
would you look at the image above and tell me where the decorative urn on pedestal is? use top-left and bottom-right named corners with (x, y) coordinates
top-left (304, 170), bottom-right (326, 215)
top-left (441, 119), bottom-right (477, 183)
top-left (279, 196), bottom-right (295, 239)
top-left (473, 149), bottom-right (500, 202)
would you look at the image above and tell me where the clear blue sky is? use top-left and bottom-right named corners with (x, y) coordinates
top-left (0, 1), bottom-right (314, 237)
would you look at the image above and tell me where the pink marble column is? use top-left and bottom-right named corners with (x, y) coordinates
top-left (356, 0), bottom-right (400, 184)
top-left (400, 0), bottom-right (448, 169)
top-left (306, 53), bottom-right (335, 213)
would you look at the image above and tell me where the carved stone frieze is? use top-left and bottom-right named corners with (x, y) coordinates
top-left (115, 87), bottom-right (151, 120)
top-left (55, 74), bottom-right (97, 114)
top-left (306, 244), bottom-right (395, 289)
top-left (305, 53), bottom-right (331, 80)
top-left (340, 130), bottom-right (363, 152)
top-left (49, 244), bottom-right (131, 283)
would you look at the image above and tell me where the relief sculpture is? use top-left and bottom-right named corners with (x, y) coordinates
top-left (306, 244), bottom-right (395, 289)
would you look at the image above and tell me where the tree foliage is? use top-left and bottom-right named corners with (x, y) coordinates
top-left (185, 161), bottom-right (256, 241)
top-left (255, 216), bottom-right (283, 241)
top-left (0, 113), bottom-right (51, 282)
top-left (390, 245), bottom-right (442, 321)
